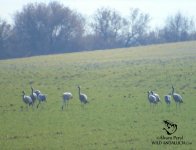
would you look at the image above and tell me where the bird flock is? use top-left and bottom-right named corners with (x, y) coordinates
top-left (22, 85), bottom-right (183, 111)
top-left (22, 87), bottom-right (47, 110)
top-left (22, 85), bottom-right (89, 110)
top-left (147, 85), bottom-right (183, 108)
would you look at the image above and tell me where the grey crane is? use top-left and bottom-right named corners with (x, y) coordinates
top-left (164, 95), bottom-right (171, 105)
top-left (34, 90), bottom-right (41, 96)
top-left (36, 92), bottom-right (47, 108)
top-left (22, 91), bottom-right (33, 109)
top-left (172, 86), bottom-right (183, 107)
top-left (147, 91), bottom-right (157, 107)
top-left (62, 92), bottom-right (73, 110)
top-left (150, 91), bottom-right (161, 103)
top-left (30, 87), bottom-right (37, 104)
top-left (78, 86), bottom-right (88, 106)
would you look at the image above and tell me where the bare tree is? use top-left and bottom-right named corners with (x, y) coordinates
top-left (122, 8), bottom-right (150, 47)
top-left (47, 1), bottom-right (85, 52)
top-left (13, 1), bottom-right (85, 56)
top-left (162, 12), bottom-right (195, 42)
top-left (0, 19), bottom-right (11, 59)
top-left (2, 3), bottom-right (196, 59)
top-left (90, 7), bottom-right (124, 49)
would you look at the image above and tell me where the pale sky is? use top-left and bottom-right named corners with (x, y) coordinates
top-left (0, 0), bottom-right (196, 27)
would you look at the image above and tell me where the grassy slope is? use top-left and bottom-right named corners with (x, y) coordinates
top-left (0, 41), bottom-right (196, 150)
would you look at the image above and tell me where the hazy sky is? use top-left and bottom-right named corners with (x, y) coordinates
top-left (0, 0), bottom-right (196, 27)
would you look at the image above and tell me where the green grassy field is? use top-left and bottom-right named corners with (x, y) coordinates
top-left (0, 41), bottom-right (196, 150)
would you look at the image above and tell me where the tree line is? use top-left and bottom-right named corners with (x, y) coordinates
top-left (0, 1), bottom-right (196, 59)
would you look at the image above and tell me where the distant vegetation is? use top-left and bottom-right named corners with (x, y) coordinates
top-left (0, 1), bottom-right (196, 59)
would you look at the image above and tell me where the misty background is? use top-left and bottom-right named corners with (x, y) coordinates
top-left (0, 1), bottom-right (196, 59)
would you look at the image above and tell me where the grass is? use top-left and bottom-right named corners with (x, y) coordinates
top-left (0, 41), bottom-right (196, 150)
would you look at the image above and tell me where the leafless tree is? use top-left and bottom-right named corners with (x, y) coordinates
top-left (13, 1), bottom-right (85, 56)
top-left (0, 19), bottom-right (11, 59)
top-left (91, 7), bottom-right (124, 49)
top-left (161, 12), bottom-right (195, 42)
top-left (122, 8), bottom-right (150, 47)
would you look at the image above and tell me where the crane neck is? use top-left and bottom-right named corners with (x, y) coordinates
top-left (172, 87), bottom-right (174, 95)
top-left (78, 87), bottom-right (81, 96)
